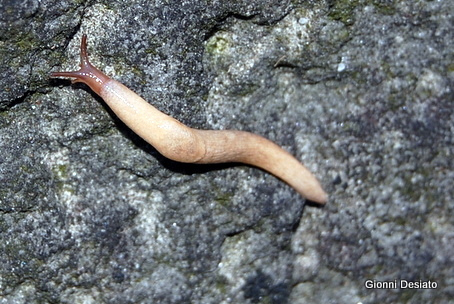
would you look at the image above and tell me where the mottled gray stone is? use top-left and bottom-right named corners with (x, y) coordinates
top-left (0, 0), bottom-right (452, 303)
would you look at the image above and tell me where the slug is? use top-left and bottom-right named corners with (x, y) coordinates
top-left (51, 34), bottom-right (328, 204)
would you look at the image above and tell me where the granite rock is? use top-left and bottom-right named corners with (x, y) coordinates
top-left (0, 0), bottom-right (452, 303)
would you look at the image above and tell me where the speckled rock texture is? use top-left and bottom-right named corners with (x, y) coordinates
top-left (0, 0), bottom-right (452, 303)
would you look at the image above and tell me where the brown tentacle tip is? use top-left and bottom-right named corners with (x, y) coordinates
top-left (50, 34), bottom-right (110, 94)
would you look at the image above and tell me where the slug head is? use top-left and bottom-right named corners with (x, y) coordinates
top-left (51, 34), bottom-right (109, 95)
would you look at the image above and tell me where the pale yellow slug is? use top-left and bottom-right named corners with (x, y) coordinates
top-left (51, 34), bottom-right (328, 204)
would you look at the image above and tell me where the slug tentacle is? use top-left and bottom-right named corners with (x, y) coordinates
top-left (51, 35), bottom-right (328, 204)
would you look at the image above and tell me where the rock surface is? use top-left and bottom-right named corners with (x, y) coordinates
top-left (0, 0), bottom-right (452, 303)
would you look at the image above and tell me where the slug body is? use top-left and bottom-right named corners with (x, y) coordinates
top-left (51, 35), bottom-right (328, 204)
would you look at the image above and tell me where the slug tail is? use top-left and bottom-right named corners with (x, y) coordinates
top-left (195, 130), bottom-right (328, 204)
top-left (247, 137), bottom-right (328, 204)
top-left (245, 134), bottom-right (328, 204)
